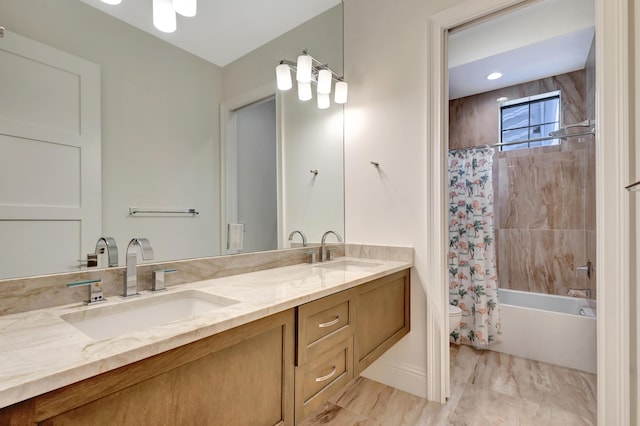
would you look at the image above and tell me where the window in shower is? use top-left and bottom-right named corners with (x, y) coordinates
top-left (499, 91), bottom-right (561, 151)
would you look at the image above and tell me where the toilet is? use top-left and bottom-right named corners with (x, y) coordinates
top-left (449, 304), bottom-right (462, 334)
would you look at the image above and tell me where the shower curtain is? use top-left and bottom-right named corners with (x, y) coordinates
top-left (448, 146), bottom-right (501, 349)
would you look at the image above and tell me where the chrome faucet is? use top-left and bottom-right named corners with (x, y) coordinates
top-left (123, 238), bottom-right (154, 297)
top-left (288, 230), bottom-right (307, 247)
top-left (319, 230), bottom-right (342, 262)
top-left (95, 237), bottom-right (119, 267)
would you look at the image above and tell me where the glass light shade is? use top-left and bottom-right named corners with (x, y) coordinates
top-left (153, 0), bottom-right (176, 33)
top-left (173, 0), bottom-right (197, 17)
top-left (101, 0), bottom-right (122, 4)
top-left (334, 81), bottom-right (348, 104)
top-left (296, 54), bottom-right (312, 83)
top-left (317, 93), bottom-right (330, 109)
top-left (298, 82), bottom-right (312, 101)
top-left (317, 69), bottom-right (332, 94)
top-left (276, 64), bottom-right (292, 91)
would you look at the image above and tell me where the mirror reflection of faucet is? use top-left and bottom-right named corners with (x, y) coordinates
top-left (288, 230), bottom-right (307, 247)
top-left (319, 231), bottom-right (343, 262)
top-left (123, 238), bottom-right (154, 298)
top-left (95, 237), bottom-right (119, 267)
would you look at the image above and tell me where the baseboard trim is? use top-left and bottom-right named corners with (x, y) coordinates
top-left (359, 357), bottom-right (428, 399)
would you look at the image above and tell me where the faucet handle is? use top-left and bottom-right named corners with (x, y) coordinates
top-left (67, 278), bottom-right (106, 305)
top-left (152, 268), bottom-right (177, 292)
top-left (304, 250), bottom-right (317, 264)
top-left (326, 247), bottom-right (337, 261)
top-left (77, 253), bottom-right (98, 268)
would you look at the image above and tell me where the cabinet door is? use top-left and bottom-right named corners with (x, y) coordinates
top-left (354, 269), bottom-right (410, 375)
top-left (2, 310), bottom-right (295, 426)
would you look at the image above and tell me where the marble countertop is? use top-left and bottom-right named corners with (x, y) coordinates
top-left (0, 257), bottom-right (411, 409)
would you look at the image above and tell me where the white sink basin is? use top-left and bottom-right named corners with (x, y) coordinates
top-left (61, 290), bottom-right (239, 340)
top-left (315, 260), bottom-right (382, 271)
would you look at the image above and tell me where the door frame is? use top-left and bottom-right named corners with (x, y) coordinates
top-left (427, 0), bottom-right (630, 424)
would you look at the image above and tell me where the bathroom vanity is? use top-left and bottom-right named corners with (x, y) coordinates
top-left (0, 258), bottom-right (410, 425)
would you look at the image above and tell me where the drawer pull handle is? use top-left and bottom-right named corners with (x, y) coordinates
top-left (318, 316), bottom-right (340, 328)
top-left (315, 366), bottom-right (337, 382)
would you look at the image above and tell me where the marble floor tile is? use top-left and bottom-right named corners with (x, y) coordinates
top-left (304, 347), bottom-right (597, 426)
top-left (469, 350), bottom-right (597, 419)
top-left (329, 376), bottom-right (428, 425)
top-left (299, 402), bottom-right (381, 426)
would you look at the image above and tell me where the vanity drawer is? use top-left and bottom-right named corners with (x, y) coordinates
top-left (297, 289), bottom-right (354, 365)
top-left (294, 337), bottom-right (353, 424)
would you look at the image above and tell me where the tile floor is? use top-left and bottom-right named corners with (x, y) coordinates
top-left (300, 345), bottom-right (597, 425)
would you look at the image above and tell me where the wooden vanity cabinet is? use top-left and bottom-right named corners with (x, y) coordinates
top-left (0, 309), bottom-right (295, 426)
top-left (354, 269), bottom-right (411, 375)
top-left (0, 268), bottom-right (410, 426)
top-left (294, 268), bottom-right (410, 423)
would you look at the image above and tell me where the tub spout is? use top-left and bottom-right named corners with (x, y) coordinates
top-left (575, 259), bottom-right (592, 279)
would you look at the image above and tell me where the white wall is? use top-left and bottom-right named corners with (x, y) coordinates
top-left (343, 0), bottom-right (465, 398)
top-left (281, 94), bottom-right (344, 246)
top-left (0, 0), bottom-right (222, 266)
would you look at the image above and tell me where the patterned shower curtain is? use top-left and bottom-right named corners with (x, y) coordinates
top-left (448, 146), bottom-right (501, 349)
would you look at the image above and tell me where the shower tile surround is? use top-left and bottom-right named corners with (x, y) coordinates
top-left (449, 67), bottom-right (597, 299)
top-left (0, 244), bottom-right (411, 317)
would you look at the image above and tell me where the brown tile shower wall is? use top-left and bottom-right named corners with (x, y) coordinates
top-left (449, 69), bottom-right (596, 298)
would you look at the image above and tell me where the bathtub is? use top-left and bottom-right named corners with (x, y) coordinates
top-left (491, 289), bottom-right (596, 373)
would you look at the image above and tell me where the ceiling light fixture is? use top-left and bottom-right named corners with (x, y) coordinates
top-left (486, 72), bottom-right (503, 80)
top-left (496, 96), bottom-right (509, 102)
top-left (101, 0), bottom-right (122, 4)
top-left (276, 50), bottom-right (348, 109)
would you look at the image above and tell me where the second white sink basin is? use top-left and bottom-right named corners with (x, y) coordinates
top-left (61, 290), bottom-right (239, 340)
top-left (315, 260), bottom-right (382, 271)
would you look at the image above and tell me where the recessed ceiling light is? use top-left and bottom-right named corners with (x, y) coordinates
top-left (496, 96), bottom-right (508, 102)
top-left (486, 72), bottom-right (503, 80)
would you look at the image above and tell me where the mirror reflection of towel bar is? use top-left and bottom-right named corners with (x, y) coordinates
top-left (129, 208), bottom-right (199, 215)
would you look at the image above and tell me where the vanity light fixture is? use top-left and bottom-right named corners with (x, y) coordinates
top-left (317, 69), bottom-right (333, 94)
top-left (101, 0), bottom-right (197, 33)
top-left (276, 50), bottom-right (349, 108)
top-left (298, 82), bottom-right (313, 101)
top-left (296, 54), bottom-right (313, 83)
top-left (334, 81), bottom-right (348, 104)
top-left (317, 93), bottom-right (331, 109)
top-left (486, 72), bottom-right (503, 80)
top-left (173, 0), bottom-right (197, 17)
top-left (153, 0), bottom-right (176, 33)
top-left (276, 63), bottom-right (293, 90)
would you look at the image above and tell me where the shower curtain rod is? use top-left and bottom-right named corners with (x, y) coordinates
top-left (448, 121), bottom-right (596, 152)
top-left (489, 129), bottom-right (595, 148)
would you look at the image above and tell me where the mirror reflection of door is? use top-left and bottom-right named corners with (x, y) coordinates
top-left (227, 98), bottom-right (278, 254)
top-left (0, 31), bottom-right (101, 277)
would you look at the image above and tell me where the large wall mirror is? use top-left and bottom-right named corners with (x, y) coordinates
top-left (0, 0), bottom-right (344, 280)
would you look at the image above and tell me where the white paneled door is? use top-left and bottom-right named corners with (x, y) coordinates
top-left (0, 30), bottom-right (101, 279)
